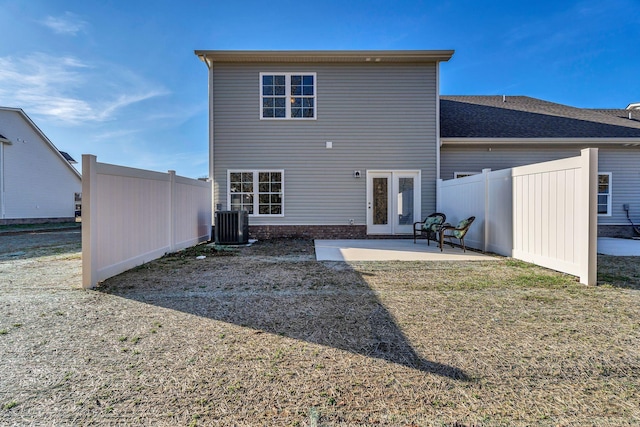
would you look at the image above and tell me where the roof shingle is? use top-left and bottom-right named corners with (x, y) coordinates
top-left (441, 96), bottom-right (640, 138)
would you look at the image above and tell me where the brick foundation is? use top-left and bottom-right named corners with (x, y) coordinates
top-left (249, 225), bottom-right (368, 240)
top-left (247, 225), bottom-right (419, 240)
top-left (598, 225), bottom-right (640, 239)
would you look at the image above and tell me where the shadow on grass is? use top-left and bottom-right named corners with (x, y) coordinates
top-left (99, 244), bottom-right (469, 380)
top-left (0, 229), bottom-right (81, 261)
top-left (597, 255), bottom-right (640, 290)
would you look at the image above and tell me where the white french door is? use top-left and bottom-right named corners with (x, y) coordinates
top-left (366, 171), bottom-right (420, 235)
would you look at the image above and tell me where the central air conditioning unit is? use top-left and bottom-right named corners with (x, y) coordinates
top-left (215, 210), bottom-right (249, 245)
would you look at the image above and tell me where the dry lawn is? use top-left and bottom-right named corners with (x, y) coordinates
top-left (1, 234), bottom-right (639, 426)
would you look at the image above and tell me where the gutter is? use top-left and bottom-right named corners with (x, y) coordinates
top-left (193, 49), bottom-right (455, 63)
top-left (441, 137), bottom-right (640, 146)
top-left (196, 53), bottom-right (216, 222)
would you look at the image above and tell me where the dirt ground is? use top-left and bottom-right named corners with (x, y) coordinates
top-left (1, 231), bottom-right (639, 426)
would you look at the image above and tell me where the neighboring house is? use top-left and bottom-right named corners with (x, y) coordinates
top-left (440, 96), bottom-right (640, 237)
top-left (0, 107), bottom-right (82, 224)
top-left (195, 50), bottom-right (454, 238)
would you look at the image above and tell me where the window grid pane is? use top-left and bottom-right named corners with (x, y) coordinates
top-left (257, 171), bottom-right (282, 215)
top-left (229, 172), bottom-right (254, 213)
top-left (291, 74), bottom-right (314, 119)
top-left (262, 74), bottom-right (287, 119)
top-left (598, 173), bottom-right (611, 215)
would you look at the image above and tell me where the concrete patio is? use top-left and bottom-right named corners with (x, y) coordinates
top-left (314, 237), bottom-right (640, 261)
top-left (314, 239), bottom-right (499, 261)
top-left (597, 237), bottom-right (640, 256)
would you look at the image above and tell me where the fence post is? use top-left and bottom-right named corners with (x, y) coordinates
top-left (82, 154), bottom-right (98, 289)
top-left (579, 148), bottom-right (598, 285)
top-left (168, 170), bottom-right (176, 253)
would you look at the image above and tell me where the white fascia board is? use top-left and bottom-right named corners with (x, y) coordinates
top-left (441, 137), bottom-right (640, 146)
top-left (194, 50), bottom-right (455, 64)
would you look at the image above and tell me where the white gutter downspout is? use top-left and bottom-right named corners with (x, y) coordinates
top-left (202, 54), bottom-right (215, 224)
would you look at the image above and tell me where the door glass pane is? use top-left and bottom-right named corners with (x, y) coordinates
top-left (397, 177), bottom-right (414, 225)
top-left (373, 177), bottom-right (388, 225)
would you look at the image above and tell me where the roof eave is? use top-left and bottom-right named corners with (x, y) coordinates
top-left (194, 49), bottom-right (455, 64)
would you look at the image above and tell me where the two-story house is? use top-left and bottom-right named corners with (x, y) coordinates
top-left (195, 50), bottom-right (454, 239)
top-left (196, 50), bottom-right (640, 240)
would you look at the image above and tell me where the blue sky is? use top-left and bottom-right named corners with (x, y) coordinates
top-left (1, 0), bottom-right (638, 178)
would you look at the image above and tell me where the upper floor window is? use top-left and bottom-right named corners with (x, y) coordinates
top-left (598, 173), bottom-right (611, 216)
top-left (261, 73), bottom-right (316, 119)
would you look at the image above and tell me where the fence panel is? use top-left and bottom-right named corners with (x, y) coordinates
top-left (82, 155), bottom-right (211, 288)
top-left (486, 168), bottom-right (513, 256)
top-left (511, 149), bottom-right (597, 284)
top-left (173, 175), bottom-right (212, 249)
top-left (437, 148), bottom-right (597, 285)
top-left (437, 172), bottom-right (486, 250)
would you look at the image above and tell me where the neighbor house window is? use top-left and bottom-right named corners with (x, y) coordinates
top-left (598, 173), bottom-right (612, 216)
top-left (228, 170), bottom-right (284, 216)
top-left (261, 73), bottom-right (316, 119)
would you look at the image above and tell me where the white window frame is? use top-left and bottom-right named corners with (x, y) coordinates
top-left (260, 72), bottom-right (317, 120)
top-left (227, 170), bottom-right (285, 217)
top-left (598, 172), bottom-right (612, 217)
top-left (454, 172), bottom-right (480, 179)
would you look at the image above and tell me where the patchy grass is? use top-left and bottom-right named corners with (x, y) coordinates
top-left (0, 222), bottom-right (79, 233)
top-left (1, 239), bottom-right (639, 426)
top-left (163, 242), bottom-right (240, 259)
top-left (597, 255), bottom-right (640, 289)
top-left (2, 401), bottom-right (18, 410)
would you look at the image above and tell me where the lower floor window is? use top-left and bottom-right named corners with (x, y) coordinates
top-left (228, 170), bottom-right (283, 216)
top-left (598, 172), bottom-right (611, 216)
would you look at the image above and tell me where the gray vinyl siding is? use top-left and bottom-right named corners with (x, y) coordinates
top-left (440, 144), bottom-right (640, 226)
top-left (598, 148), bottom-right (640, 225)
top-left (212, 62), bottom-right (438, 226)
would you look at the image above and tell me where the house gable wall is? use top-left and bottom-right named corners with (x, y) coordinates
top-left (0, 109), bottom-right (81, 220)
top-left (212, 62), bottom-right (439, 226)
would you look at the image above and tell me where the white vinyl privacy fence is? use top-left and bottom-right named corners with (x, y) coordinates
top-left (437, 148), bottom-right (598, 285)
top-left (82, 155), bottom-right (212, 288)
